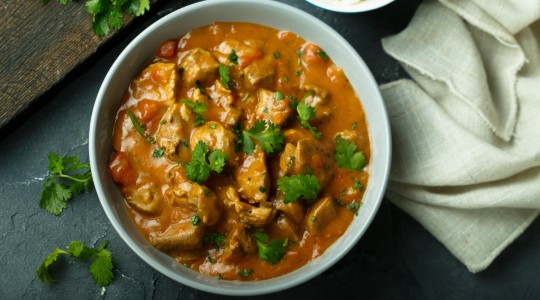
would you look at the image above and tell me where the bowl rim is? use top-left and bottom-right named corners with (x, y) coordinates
top-left (305, 0), bottom-right (395, 13)
top-left (89, 0), bottom-right (391, 295)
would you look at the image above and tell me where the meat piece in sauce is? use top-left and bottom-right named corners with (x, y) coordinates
top-left (150, 222), bottom-right (204, 252)
top-left (279, 136), bottom-right (334, 189)
top-left (180, 48), bottom-right (219, 86)
top-left (166, 166), bottom-right (222, 226)
top-left (132, 62), bottom-right (177, 104)
top-left (156, 103), bottom-right (194, 162)
top-left (274, 196), bottom-right (304, 224)
top-left (224, 186), bottom-right (275, 227)
top-left (125, 182), bottom-right (163, 215)
top-left (206, 80), bottom-right (241, 126)
top-left (243, 57), bottom-right (275, 90)
top-left (267, 214), bottom-right (300, 243)
top-left (234, 145), bottom-right (270, 204)
top-left (254, 89), bottom-right (292, 127)
top-left (190, 121), bottom-right (239, 166)
top-left (221, 223), bottom-right (257, 263)
top-left (305, 194), bottom-right (337, 236)
top-left (213, 39), bottom-right (263, 68)
top-left (301, 84), bottom-right (333, 123)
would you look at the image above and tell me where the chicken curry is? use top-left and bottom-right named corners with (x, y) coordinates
top-left (109, 22), bottom-right (370, 280)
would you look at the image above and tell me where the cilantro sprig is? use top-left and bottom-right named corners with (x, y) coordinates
top-left (296, 91), bottom-right (321, 138)
top-left (184, 141), bottom-right (227, 184)
top-left (277, 174), bottom-right (320, 204)
top-left (127, 110), bottom-right (155, 143)
top-left (41, 0), bottom-right (150, 36)
top-left (39, 152), bottom-right (93, 215)
top-left (242, 120), bottom-right (284, 155)
top-left (203, 232), bottom-right (226, 250)
top-left (334, 135), bottom-right (367, 171)
top-left (37, 240), bottom-right (114, 287)
top-left (180, 99), bottom-right (207, 126)
top-left (219, 63), bottom-right (231, 89)
top-left (254, 231), bottom-right (288, 264)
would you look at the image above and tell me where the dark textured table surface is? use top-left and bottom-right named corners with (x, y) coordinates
top-left (2, 0), bottom-right (540, 299)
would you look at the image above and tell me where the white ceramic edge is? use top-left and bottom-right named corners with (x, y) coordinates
top-left (306, 0), bottom-right (394, 13)
top-left (89, 0), bottom-right (391, 296)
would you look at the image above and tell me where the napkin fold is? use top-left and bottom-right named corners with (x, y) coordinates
top-left (380, 0), bottom-right (540, 272)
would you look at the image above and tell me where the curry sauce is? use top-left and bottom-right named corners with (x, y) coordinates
top-left (110, 22), bottom-right (370, 280)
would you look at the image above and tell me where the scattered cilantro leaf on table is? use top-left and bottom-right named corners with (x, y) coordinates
top-left (180, 99), bottom-right (208, 126)
top-left (39, 152), bottom-right (93, 215)
top-left (41, 0), bottom-right (150, 36)
top-left (242, 120), bottom-right (284, 155)
top-left (334, 135), bottom-right (367, 171)
top-left (37, 240), bottom-right (114, 287)
top-left (277, 174), bottom-right (320, 204)
top-left (254, 231), bottom-right (288, 264)
top-left (184, 141), bottom-right (227, 183)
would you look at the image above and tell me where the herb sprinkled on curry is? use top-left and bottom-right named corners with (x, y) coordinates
top-left (109, 22), bottom-right (370, 280)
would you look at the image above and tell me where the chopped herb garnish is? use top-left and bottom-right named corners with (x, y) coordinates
top-left (334, 135), bottom-right (367, 171)
top-left (277, 174), bottom-right (320, 204)
top-left (237, 269), bottom-right (254, 278)
top-left (263, 107), bottom-right (269, 113)
top-left (207, 256), bottom-right (216, 264)
top-left (311, 215), bottom-right (316, 222)
top-left (242, 120), bottom-right (284, 155)
top-left (254, 231), bottom-right (288, 264)
top-left (204, 232), bottom-right (226, 250)
top-left (152, 148), bottom-right (165, 158)
top-left (219, 63), bottom-right (231, 89)
top-left (353, 178), bottom-right (363, 191)
top-left (242, 93), bottom-right (250, 102)
top-left (283, 76), bottom-right (289, 83)
top-left (209, 123), bottom-right (217, 129)
top-left (203, 189), bottom-right (212, 196)
top-left (275, 91), bottom-right (284, 101)
top-left (195, 81), bottom-right (206, 93)
top-left (347, 202), bottom-right (362, 216)
top-left (296, 91), bottom-right (321, 139)
top-left (259, 187), bottom-right (266, 193)
top-left (180, 99), bottom-right (207, 126)
top-left (127, 110), bottom-right (155, 143)
top-left (317, 49), bottom-right (329, 59)
top-left (191, 215), bottom-right (201, 226)
top-left (184, 141), bottom-right (227, 183)
top-left (295, 49), bottom-right (304, 65)
top-left (295, 70), bottom-right (302, 77)
top-left (273, 51), bottom-right (280, 59)
top-left (352, 121), bottom-right (358, 129)
top-left (159, 119), bottom-right (166, 125)
top-left (228, 49), bottom-right (239, 65)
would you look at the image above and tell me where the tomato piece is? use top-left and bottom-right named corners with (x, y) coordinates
top-left (137, 100), bottom-right (161, 122)
top-left (302, 43), bottom-right (328, 66)
top-left (156, 40), bottom-right (177, 58)
top-left (109, 152), bottom-right (136, 185)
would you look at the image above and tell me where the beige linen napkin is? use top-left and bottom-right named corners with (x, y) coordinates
top-left (380, 0), bottom-right (540, 272)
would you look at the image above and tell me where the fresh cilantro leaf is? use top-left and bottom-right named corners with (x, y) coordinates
top-left (237, 269), bottom-right (254, 278)
top-left (295, 49), bottom-right (304, 65)
top-left (208, 150), bottom-right (227, 173)
top-left (273, 51), bottom-right (280, 59)
top-left (184, 141), bottom-right (227, 183)
top-left (125, 0), bottom-right (150, 16)
top-left (347, 202), bottom-right (362, 216)
top-left (36, 248), bottom-right (67, 284)
top-left (127, 110), bottom-right (155, 143)
top-left (228, 49), bottom-right (238, 65)
top-left (39, 152), bottom-right (93, 215)
top-left (254, 231), bottom-right (288, 264)
top-left (317, 49), bottom-right (329, 59)
top-left (242, 120), bottom-right (284, 155)
top-left (219, 63), bottom-right (231, 89)
top-left (277, 174), bottom-right (320, 204)
top-left (232, 122), bottom-right (243, 153)
top-left (203, 232), bottom-right (226, 250)
top-left (275, 91), bottom-right (284, 101)
top-left (152, 148), bottom-right (165, 158)
top-left (180, 99), bottom-right (207, 126)
top-left (191, 215), bottom-right (201, 226)
top-left (37, 240), bottom-right (114, 287)
top-left (353, 178), bottom-right (363, 191)
top-left (334, 135), bottom-right (367, 171)
top-left (296, 90), bottom-right (321, 138)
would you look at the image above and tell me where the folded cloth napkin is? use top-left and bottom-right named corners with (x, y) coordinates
top-left (380, 0), bottom-right (540, 272)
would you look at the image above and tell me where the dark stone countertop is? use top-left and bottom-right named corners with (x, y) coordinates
top-left (2, 0), bottom-right (540, 299)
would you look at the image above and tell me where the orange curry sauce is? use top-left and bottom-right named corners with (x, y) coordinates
top-left (110, 22), bottom-right (370, 280)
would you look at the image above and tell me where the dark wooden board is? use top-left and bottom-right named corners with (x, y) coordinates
top-left (0, 0), bottom-right (161, 130)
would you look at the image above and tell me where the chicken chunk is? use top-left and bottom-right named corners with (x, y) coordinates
top-left (166, 166), bottom-right (222, 226)
top-left (244, 57), bottom-right (275, 90)
top-left (190, 121), bottom-right (239, 166)
top-left (132, 62), bottom-right (177, 104)
top-left (156, 103), bottom-right (193, 161)
top-left (213, 39), bottom-right (263, 68)
top-left (301, 84), bottom-right (332, 123)
top-left (255, 89), bottom-right (292, 126)
top-left (279, 137), bottom-right (334, 189)
top-left (306, 194), bottom-right (337, 236)
top-left (268, 214), bottom-right (299, 243)
top-left (274, 197), bottom-right (304, 224)
top-left (235, 145), bottom-right (270, 204)
top-left (125, 182), bottom-right (163, 215)
top-left (224, 187), bottom-right (275, 227)
top-left (150, 222), bottom-right (204, 252)
top-left (206, 81), bottom-right (241, 126)
top-left (221, 223), bottom-right (257, 263)
top-left (180, 48), bottom-right (219, 86)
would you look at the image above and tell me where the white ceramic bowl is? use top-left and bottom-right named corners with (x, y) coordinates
top-left (89, 0), bottom-right (391, 295)
top-left (306, 0), bottom-right (394, 13)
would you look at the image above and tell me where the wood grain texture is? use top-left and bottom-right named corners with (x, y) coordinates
top-left (0, 0), bottom-right (159, 129)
